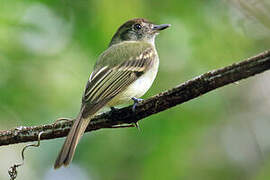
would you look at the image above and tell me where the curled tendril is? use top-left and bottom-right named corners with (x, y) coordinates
top-left (8, 131), bottom-right (44, 180)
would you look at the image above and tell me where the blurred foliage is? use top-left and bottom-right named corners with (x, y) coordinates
top-left (1, 0), bottom-right (270, 179)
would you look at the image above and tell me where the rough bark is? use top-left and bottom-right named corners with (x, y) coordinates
top-left (1, 50), bottom-right (270, 146)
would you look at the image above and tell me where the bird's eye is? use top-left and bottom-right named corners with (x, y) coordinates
top-left (134, 24), bottom-right (142, 30)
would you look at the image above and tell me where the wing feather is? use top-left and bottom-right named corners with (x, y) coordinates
top-left (81, 45), bottom-right (156, 117)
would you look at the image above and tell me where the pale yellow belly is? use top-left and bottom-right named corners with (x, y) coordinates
top-left (107, 59), bottom-right (159, 107)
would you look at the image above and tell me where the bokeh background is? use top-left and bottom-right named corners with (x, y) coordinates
top-left (1, 0), bottom-right (270, 179)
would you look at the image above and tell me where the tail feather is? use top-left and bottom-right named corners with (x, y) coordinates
top-left (54, 112), bottom-right (91, 169)
top-left (54, 100), bottom-right (110, 169)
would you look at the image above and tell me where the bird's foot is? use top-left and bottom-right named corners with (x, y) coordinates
top-left (132, 121), bottom-right (141, 131)
top-left (131, 97), bottom-right (143, 112)
top-left (131, 97), bottom-right (143, 131)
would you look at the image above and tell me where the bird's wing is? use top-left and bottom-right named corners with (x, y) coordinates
top-left (81, 42), bottom-right (156, 118)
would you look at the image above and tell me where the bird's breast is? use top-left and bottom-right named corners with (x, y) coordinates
top-left (107, 56), bottom-right (159, 107)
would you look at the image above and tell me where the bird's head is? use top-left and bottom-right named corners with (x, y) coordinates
top-left (109, 18), bottom-right (170, 46)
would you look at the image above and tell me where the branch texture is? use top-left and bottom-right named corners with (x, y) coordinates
top-left (1, 50), bottom-right (270, 146)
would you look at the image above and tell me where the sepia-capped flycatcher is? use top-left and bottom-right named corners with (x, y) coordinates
top-left (54, 18), bottom-right (170, 169)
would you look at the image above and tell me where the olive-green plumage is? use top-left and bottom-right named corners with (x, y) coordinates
top-left (54, 18), bottom-right (170, 169)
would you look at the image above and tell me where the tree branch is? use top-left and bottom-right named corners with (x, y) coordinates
top-left (1, 50), bottom-right (270, 146)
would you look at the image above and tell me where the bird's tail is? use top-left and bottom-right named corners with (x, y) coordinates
top-left (54, 108), bottom-right (92, 169)
top-left (54, 99), bottom-right (110, 169)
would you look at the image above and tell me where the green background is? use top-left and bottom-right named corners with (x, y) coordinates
top-left (1, 0), bottom-right (270, 179)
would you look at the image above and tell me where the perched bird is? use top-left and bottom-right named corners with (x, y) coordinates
top-left (54, 18), bottom-right (170, 169)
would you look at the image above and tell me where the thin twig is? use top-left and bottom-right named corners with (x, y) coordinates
top-left (8, 132), bottom-right (43, 180)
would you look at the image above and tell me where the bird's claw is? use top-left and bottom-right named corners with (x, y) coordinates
top-left (131, 97), bottom-right (143, 131)
top-left (132, 122), bottom-right (141, 131)
top-left (131, 97), bottom-right (143, 112)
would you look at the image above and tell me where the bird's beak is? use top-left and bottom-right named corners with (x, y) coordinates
top-left (152, 24), bottom-right (171, 32)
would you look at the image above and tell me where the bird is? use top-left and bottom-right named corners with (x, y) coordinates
top-left (54, 18), bottom-right (170, 169)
